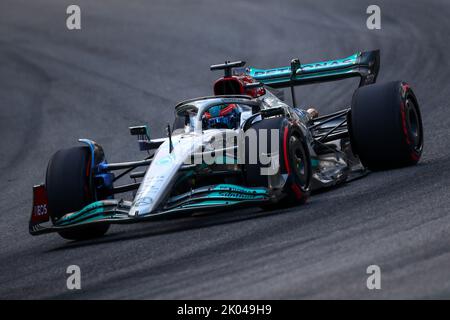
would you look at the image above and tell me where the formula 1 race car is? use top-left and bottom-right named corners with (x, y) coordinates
top-left (29, 50), bottom-right (423, 240)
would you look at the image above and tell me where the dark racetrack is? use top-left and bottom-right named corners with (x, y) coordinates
top-left (1, 0), bottom-right (450, 299)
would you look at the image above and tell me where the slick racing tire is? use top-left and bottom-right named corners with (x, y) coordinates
top-left (350, 81), bottom-right (423, 170)
top-left (244, 116), bottom-right (312, 204)
top-left (46, 146), bottom-right (110, 240)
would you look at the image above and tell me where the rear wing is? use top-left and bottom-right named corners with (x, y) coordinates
top-left (247, 50), bottom-right (380, 88)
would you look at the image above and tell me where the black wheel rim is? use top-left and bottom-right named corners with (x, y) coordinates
top-left (405, 97), bottom-right (423, 152)
top-left (289, 135), bottom-right (309, 188)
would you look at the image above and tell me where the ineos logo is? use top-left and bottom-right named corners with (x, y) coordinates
top-left (34, 204), bottom-right (47, 216)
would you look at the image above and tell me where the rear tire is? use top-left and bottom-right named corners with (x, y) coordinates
top-left (46, 146), bottom-right (109, 240)
top-left (244, 116), bottom-right (311, 204)
top-left (350, 81), bottom-right (423, 170)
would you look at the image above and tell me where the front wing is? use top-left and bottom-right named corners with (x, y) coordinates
top-left (29, 184), bottom-right (271, 236)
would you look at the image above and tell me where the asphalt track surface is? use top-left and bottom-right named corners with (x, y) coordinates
top-left (1, 0), bottom-right (450, 299)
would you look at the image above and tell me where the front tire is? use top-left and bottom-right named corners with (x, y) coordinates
top-left (244, 116), bottom-right (312, 204)
top-left (350, 81), bottom-right (423, 170)
top-left (46, 146), bottom-right (110, 240)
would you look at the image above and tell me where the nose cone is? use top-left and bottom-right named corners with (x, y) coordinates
top-left (129, 149), bottom-right (179, 216)
top-left (129, 134), bottom-right (201, 217)
top-left (129, 197), bottom-right (154, 217)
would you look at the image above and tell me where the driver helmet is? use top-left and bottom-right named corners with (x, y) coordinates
top-left (202, 104), bottom-right (240, 129)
